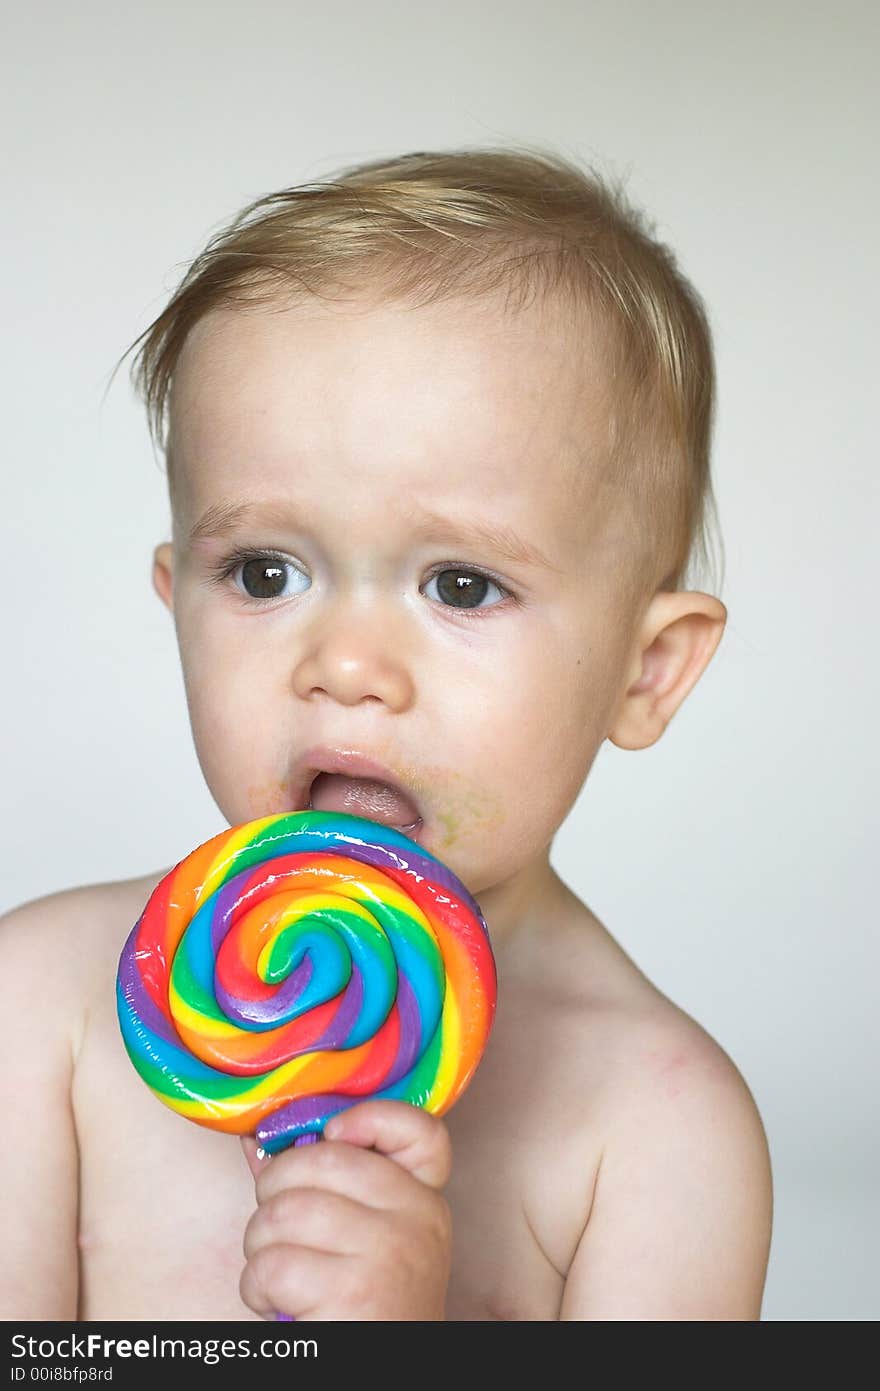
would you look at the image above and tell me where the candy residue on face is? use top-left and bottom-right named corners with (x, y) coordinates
top-left (116, 809), bottom-right (497, 1154)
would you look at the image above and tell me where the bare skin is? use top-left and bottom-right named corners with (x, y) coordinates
top-left (1, 862), bottom-right (771, 1320)
top-left (1, 290), bottom-right (772, 1319)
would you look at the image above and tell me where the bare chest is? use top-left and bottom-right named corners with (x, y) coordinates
top-left (73, 966), bottom-right (601, 1321)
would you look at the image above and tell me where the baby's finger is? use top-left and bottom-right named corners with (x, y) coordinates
top-left (243, 1186), bottom-right (377, 1259)
top-left (252, 1125), bottom-right (450, 1212)
top-left (240, 1243), bottom-right (343, 1321)
top-left (252, 1131), bottom-right (421, 1211)
top-left (324, 1099), bottom-right (452, 1189)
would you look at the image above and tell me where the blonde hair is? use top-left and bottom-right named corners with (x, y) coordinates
top-left (123, 145), bottom-right (724, 600)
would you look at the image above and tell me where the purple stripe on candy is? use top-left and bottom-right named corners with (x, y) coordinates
top-left (259, 951), bottom-right (313, 1014)
top-left (312, 966), bottom-right (364, 1049)
top-left (216, 955), bottom-right (313, 1027)
top-left (383, 973), bottom-right (422, 1085)
top-left (209, 866), bottom-right (265, 953)
top-left (117, 938), bottom-right (180, 1048)
top-left (256, 1092), bottom-right (357, 1148)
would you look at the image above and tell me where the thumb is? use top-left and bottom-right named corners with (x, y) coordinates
top-left (324, 1100), bottom-right (452, 1189)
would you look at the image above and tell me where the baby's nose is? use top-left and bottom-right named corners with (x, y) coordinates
top-left (291, 600), bottom-right (416, 710)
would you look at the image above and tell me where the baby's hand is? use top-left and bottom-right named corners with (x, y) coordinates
top-left (239, 1100), bottom-right (453, 1320)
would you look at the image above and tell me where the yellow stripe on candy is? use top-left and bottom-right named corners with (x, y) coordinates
top-left (197, 816), bottom-right (284, 908)
top-left (425, 989), bottom-right (462, 1113)
top-left (168, 986), bottom-right (244, 1041)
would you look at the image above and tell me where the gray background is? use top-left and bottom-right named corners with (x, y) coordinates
top-left (3, 0), bottom-right (877, 1320)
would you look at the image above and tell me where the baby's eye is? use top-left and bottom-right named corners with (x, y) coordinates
top-left (223, 553), bottom-right (310, 602)
top-left (422, 567), bottom-right (507, 611)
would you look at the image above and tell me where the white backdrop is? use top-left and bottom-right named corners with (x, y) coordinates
top-left (2, 0), bottom-right (877, 1320)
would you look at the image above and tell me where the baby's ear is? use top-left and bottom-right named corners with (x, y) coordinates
top-left (606, 591), bottom-right (727, 750)
top-left (152, 542), bottom-right (174, 610)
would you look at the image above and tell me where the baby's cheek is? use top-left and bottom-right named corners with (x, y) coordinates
top-left (433, 780), bottom-right (508, 853)
top-left (178, 665), bottom-right (281, 821)
top-left (242, 778), bottom-right (295, 817)
top-left (427, 708), bottom-right (562, 857)
top-left (493, 670), bottom-right (605, 822)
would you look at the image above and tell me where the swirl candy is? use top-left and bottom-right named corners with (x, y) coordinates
top-left (116, 810), bottom-right (496, 1154)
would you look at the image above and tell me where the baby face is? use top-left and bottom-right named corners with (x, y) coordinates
top-left (154, 290), bottom-right (639, 898)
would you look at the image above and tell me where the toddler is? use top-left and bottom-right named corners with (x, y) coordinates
top-left (0, 146), bottom-right (772, 1320)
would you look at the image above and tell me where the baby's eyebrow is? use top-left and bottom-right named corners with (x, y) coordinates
top-left (402, 505), bottom-right (562, 572)
top-left (187, 498), bottom-right (562, 572)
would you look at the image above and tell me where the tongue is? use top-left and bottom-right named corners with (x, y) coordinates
top-left (309, 773), bottom-right (421, 828)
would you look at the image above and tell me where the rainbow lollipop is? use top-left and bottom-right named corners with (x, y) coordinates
top-left (116, 810), bottom-right (496, 1157)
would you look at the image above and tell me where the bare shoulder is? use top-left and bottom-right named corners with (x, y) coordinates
top-left (590, 959), bottom-right (769, 1137)
top-left (598, 985), bottom-right (774, 1221)
top-left (1, 866), bottom-right (171, 938)
top-left (551, 899), bottom-right (774, 1319)
top-left (542, 887), bottom-right (769, 1134)
top-left (0, 867), bottom-right (172, 1031)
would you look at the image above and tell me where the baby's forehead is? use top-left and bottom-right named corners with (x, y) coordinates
top-left (173, 293), bottom-right (610, 468)
top-left (178, 288), bottom-right (604, 401)
top-left (169, 294), bottom-right (621, 559)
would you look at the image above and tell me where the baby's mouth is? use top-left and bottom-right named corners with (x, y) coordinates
top-left (307, 772), bottom-right (424, 839)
